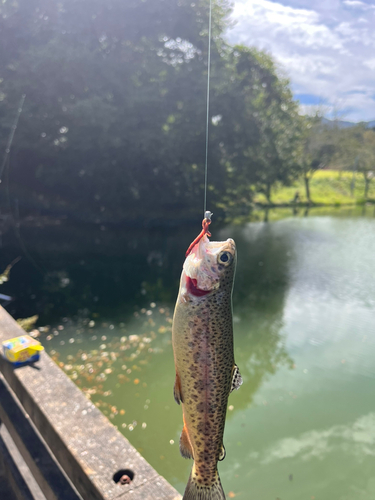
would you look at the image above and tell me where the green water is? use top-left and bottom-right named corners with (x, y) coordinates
top-left (41, 213), bottom-right (375, 499)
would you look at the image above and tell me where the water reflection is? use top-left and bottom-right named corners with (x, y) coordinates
top-left (262, 412), bottom-right (375, 465)
top-left (3, 211), bottom-right (375, 499)
top-left (0, 220), bottom-right (196, 321)
top-left (219, 216), bottom-right (375, 500)
top-left (219, 223), bottom-right (295, 409)
top-left (1, 206), bottom-right (373, 323)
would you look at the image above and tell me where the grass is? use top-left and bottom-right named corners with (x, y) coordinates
top-left (228, 205), bottom-right (375, 225)
top-left (253, 170), bottom-right (375, 206)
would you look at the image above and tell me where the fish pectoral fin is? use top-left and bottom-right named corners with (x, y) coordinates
top-left (218, 444), bottom-right (226, 461)
top-left (230, 364), bottom-right (243, 393)
top-left (180, 425), bottom-right (194, 459)
top-left (174, 372), bottom-right (183, 404)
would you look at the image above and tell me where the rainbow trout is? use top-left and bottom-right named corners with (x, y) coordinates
top-left (172, 217), bottom-right (242, 500)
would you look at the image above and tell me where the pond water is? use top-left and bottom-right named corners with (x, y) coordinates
top-left (2, 207), bottom-right (375, 499)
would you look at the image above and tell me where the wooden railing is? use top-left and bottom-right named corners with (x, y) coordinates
top-left (0, 307), bottom-right (181, 500)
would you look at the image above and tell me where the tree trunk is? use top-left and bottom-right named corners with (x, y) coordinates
top-left (304, 174), bottom-right (311, 204)
top-left (265, 183), bottom-right (272, 205)
top-left (364, 176), bottom-right (370, 199)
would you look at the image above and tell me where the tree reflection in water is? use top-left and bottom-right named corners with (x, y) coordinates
top-left (219, 222), bottom-right (294, 409)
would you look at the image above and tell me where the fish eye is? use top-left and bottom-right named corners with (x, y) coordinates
top-left (218, 251), bottom-right (233, 266)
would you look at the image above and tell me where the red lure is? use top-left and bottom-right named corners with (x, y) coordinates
top-left (185, 216), bottom-right (212, 258)
top-left (184, 214), bottom-right (213, 296)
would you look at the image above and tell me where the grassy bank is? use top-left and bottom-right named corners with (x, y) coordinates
top-left (228, 205), bottom-right (375, 225)
top-left (254, 170), bottom-right (375, 206)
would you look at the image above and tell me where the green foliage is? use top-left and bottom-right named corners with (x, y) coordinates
top-left (0, 0), bottom-right (303, 223)
top-left (329, 126), bottom-right (375, 199)
top-left (297, 115), bottom-right (339, 202)
top-left (212, 46), bottom-right (303, 206)
top-left (16, 315), bottom-right (39, 332)
top-left (254, 170), bottom-right (375, 206)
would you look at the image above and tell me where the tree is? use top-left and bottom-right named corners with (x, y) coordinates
top-left (299, 116), bottom-right (337, 204)
top-left (0, 0), bottom-right (304, 223)
top-left (209, 46), bottom-right (303, 207)
top-left (332, 126), bottom-right (375, 199)
top-left (0, 0), bottom-right (234, 222)
top-left (360, 131), bottom-right (375, 198)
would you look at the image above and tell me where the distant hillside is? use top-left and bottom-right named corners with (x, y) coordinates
top-left (322, 118), bottom-right (375, 129)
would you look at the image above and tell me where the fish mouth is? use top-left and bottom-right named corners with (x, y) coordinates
top-left (185, 276), bottom-right (211, 297)
top-left (183, 236), bottom-right (236, 294)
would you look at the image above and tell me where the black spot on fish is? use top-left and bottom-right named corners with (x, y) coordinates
top-left (196, 402), bottom-right (205, 413)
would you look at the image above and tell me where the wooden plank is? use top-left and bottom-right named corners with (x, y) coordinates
top-left (0, 375), bottom-right (82, 500)
top-left (0, 446), bottom-right (19, 500)
top-left (0, 424), bottom-right (47, 500)
top-left (0, 307), bottom-right (182, 500)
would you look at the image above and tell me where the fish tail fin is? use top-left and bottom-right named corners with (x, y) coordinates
top-left (182, 464), bottom-right (225, 500)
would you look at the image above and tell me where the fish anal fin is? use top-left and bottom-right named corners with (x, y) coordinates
top-left (218, 444), bottom-right (226, 461)
top-left (180, 425), bottom-right (194, 459)
top-left (230, 364), bottom-right (243, 393)
top-left (174, 372), bottom-right (183, 404)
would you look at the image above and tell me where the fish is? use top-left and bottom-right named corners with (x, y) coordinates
top-left (172, 217), bottom-right (242, 500)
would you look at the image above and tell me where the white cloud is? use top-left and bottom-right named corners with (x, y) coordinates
top-left (364, 58), bottom-right (375, 70)
top-left (229, 0), bottom-right (344, 52)
top-left (343, 0), bottom-right (375, 9)
top-left (262, 413), bottom-right (375, 464)
top-left (226, 0), bottom-right (375, 121)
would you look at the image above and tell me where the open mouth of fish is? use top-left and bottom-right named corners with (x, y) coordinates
top-left (183, 236), bottom-right (236, 296)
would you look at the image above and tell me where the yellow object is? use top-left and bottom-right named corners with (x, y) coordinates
top-left (2, 335), bottom-right (44, 366)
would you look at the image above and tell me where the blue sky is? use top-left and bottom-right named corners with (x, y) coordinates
top-left (226, 0), bottom-right (375, 122)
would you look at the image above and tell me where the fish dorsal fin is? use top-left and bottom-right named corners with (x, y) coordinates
top-left (230, 364), bottom-right (243, 393)
top-left (174, 372), bottom-right (183, 404)
top-left (180, 425), bottom-right (194, 459)
top-left (218, 444), bottom-right (226, 461)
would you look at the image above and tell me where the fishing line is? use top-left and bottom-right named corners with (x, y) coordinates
top-left (0, 94), bottom-right (26, 183)
top-left (1, 94), bottom-right (45, 274)
top-left (203, 0), bottom-right (212, 217)
top-left (4, 152), bottom-right (45, 274)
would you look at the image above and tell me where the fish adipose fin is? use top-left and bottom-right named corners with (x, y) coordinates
top-left (180, 425), bottom-right (194, 459)
top-left (174, 372), bottom-right (183, 404)
top-left (183, 466), bottom-right (225, 500)
top-left (230, 364), bottom-right (243, 393)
